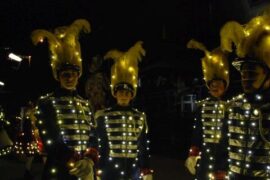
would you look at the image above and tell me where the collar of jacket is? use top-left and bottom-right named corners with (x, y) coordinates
top-left (112, 104), bottom-right (133, 111)
top-left (54, 87), bottom-right (78, 97)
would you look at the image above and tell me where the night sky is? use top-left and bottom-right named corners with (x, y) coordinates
top-left (0, 0), bottom-right (269, 114)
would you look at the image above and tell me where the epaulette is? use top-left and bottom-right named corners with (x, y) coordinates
top-left (94, 109), bottom-right (107, 120)
top-left (227, 94), bottom-right (244, 103)
top-left (195, 97), bottom-right (210, 106)
top-left (104, 107), bottom-right (112, 112)
top-left (76, 94), bottom-right (84, 100)
top-left (225, 94), bottom-right (244, 107)
top-left (39, 93), bottom-right (54, 100)
top-left (132, 108), bottom-right (142, 113)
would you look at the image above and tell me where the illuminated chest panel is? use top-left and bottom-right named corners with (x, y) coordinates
top-left (228, 99), bottom-right (264, 147)
top-left (227, 94), bottom-right (270, 177)
top-left (103, 111), bottom-right (144, 158)
top-left (51, 96), bottom-right (93, 152)
top-left (201, 100), bottom-right (225, 144)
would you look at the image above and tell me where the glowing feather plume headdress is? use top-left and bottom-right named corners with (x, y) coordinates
top-left (220, 14), bottom-right (270, 71)
top-left (31, 19), bottom-right (90, 80)
top-left (104, 41), bottom-right (145, 98)
top-left (187, 39), bottom-right (229, 89)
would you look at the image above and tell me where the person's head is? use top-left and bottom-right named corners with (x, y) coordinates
top-left (58, 67), bottom-right (80, 90)
top-left (208, 79), bottom-right (226, 98)
top-left (105, 41), bottom-right (145, 104)
top-left (240, 62), bottom-right (270, 94)
top-left (113, 83), bottom-right (134, 106)
top-left (115, 89), bottom-right (133, 106)
top-left (187, 40), bottom-right (229, 96)
top-left (31, 19), bottom-right (90, 82)
top-left (220, 16), bottom-right (270, 95)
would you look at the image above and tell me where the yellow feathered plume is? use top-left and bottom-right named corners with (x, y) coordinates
top-left (187, 39), bottom-right (229, 89)
top-left (220, 14), bottom-right (270, 69)
top-left (220, 21), bottom-right (245, 53)
top-left (104, 41), bottom-right (145, 97)
top-left (187, 39), bottom-right (209, 55)
top-left (31, 19), bottom-right (91, 80)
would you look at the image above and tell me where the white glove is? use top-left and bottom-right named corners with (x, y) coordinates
top-left (80, 173), bottom-right (94, 180)
top-left (69, 158), bottom-right (94, 179)
top-left (143, 174), bottom-right (153, 180)
top-left (185, 156), bottom-right (200, 175)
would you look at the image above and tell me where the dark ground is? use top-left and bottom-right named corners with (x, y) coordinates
top-left (0, 154), bottom-right (193, 180)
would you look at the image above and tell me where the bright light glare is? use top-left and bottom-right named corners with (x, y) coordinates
top-left (8, 53), bottom-right (22, 62)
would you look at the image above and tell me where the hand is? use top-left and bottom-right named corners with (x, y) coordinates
top-left (140, 168), bottom-right (154, 180)
top-left (69, 158), bottom-right (94, 179)
top-left (185, 156), bottom-right (200, 175)
top-left (96, 169), bottom-right (102, 180)
top-left (143, 174), bottom-right (153, 180)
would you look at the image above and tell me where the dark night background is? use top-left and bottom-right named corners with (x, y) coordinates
top-left (0, 0), bottom-right (269, 175)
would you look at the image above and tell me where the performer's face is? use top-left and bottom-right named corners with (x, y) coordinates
top-left (59, 69), bottom-right (79, 90)
top-left (240, 63), bottom-right (266, 94)
top-left (208, 80), bottom-right (226, 98)
top-left (115, 90), bottom-right (133, 106)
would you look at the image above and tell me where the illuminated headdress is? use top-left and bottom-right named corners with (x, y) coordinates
top-left (104, 41), bottom-right (145, 98)
top-left (220, 14), bottom-right (270, 71)
top-left (31, 19), bottom-right (90, 80)
top-left (187, 39), bottom-right (229, 89)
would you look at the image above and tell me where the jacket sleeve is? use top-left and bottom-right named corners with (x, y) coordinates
top-left (94, 110), bottom-right (107, 169)
top-left (188, 106), bottom-right (203, 156)
top-left (215, 103), bottom-right (229, 172)
top-left (138, 113), bottom-right (153, 175)
top-left (84, 108), bottom-right (99, 164)
top-left (35, 98), bottom-right (74, 162)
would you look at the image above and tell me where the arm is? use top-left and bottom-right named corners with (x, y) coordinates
top-left (138, 113), bottom-right (153, 177)
top-left (185, 106), bottom-right (202, 175)
top-left (213, 102), bottom-right (229, 179)
top-left (188, 106), bottom-right (203, 156)
top-left (95, 113), bottom-right (107, 169)
top-left (92, 110), bottom-right (108, 178)
top-left (35, 99), bottom-right (74, 162)
top-left (84, 111), bottom-right (99, 165)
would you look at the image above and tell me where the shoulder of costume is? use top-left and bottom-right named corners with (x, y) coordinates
top-left (227, 93), bottom-right (244, 104)
top-left (195, 97), bottom-right (210, 106)
top-left (131, 108), bottom-right (143, 114)
top-left (131, 108), bottom-right (146, 119)
top-left (38, 93), bottom-right (54, 101)
top-left (76, 94), bottom-right (85, 100)
top-left (94, 108), bottom-right (111, 119)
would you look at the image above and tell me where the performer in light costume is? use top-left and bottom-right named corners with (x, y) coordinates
top-left (220, 13), bottom-right (270, 180)
top-left (13, 103), bottom-right (39, 157)
top-left (31, 19), bottom-right (98, 180)
top-left (12, 102), bottom-right (40, 179)
top-left (185, 39), bottom-right (229, 180)
top-left (94, 41), bottom-right (153, 180)
top-left (0, 105), bottom-right (12, 157)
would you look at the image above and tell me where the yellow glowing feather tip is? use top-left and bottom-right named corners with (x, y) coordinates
top-left (220, 21), bottom-right (245, 53)
top-left (104, 41), bottom-right (145, 97)
top-left (31, 19), bottom-right (91, 80)
top-left (187, 39), bottom-right (209, 55)
top-left (221, 14), bottom-right (270, 69)
top-left (187, 39), bottom-right (229, 89)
